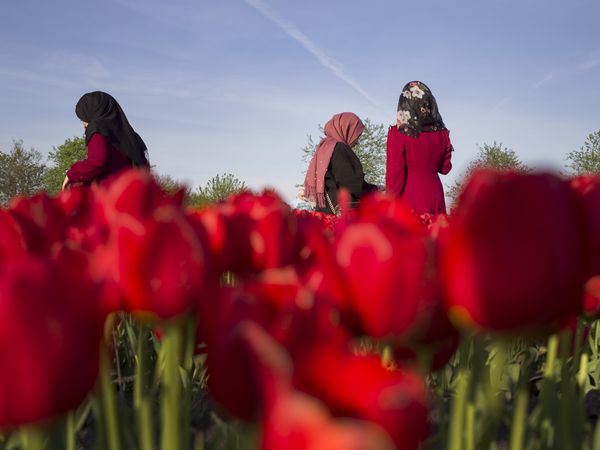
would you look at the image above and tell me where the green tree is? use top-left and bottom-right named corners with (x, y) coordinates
top-left (566, 129), bottom-right (600, 175)
top-left (0, 140), bottom-right (47, 205)
top-left (188, 173), bottom-right (247, 208)
top-left (447, 142), bottom-right (529, 205)
top-left (44, 136), bottom-right (87, 195)
top-left (301, 118), bottom-right (387, 186)
top-left (153, 172), bottom-right (189, 195)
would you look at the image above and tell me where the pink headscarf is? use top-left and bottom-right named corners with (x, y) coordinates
top-left (304, 112), bottom-right (365, 208)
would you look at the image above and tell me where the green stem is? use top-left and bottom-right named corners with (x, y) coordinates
top-left (194, 432), bottom-right (205, 450)
top-left (100, 344), bottom-right (122, 450)
top-left (135, 324), bottom-right (154, 450)
top-left (540, 334), bottom-right (559, 449)
top-left (465, 402), bottom-right (475, 450)
top-left (509, 356), bottom-right (530, 450)
top-left (20, 427), bottom-right (45, 450)
top-left (544, 335), bottom-right (559, 380)
top-left (66, 412), bottom-right (76, 450)
top-left (578, 353), bottom-right (589, 388)
top-left (447, 370), bottom-right (470, 450)
top-left (161, 322), bottom-right (184, 450)
top-left (181, 317), bottom-right (197, 450)
top-left (559, 332), bottom-right (575, 450)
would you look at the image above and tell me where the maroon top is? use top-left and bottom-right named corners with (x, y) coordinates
top-left (67, 133), bottom-right (133, 186)
top-left (386, 128), bottom-right (453, 215)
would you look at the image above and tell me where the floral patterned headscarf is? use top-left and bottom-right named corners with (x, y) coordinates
top-left (396, 81), bottom-right (446, 137)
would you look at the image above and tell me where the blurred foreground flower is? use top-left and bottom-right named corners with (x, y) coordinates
top-left (443, 170), bottom-right (588, 333)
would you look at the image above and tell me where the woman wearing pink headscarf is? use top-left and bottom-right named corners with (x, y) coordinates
top-left (304, 112), bottom-right (378, 214)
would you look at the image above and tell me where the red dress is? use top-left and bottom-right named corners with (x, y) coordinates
top-left (67, 133), bottom-right (133, 186)
top-left (386, 127), bottom-right (453, 215)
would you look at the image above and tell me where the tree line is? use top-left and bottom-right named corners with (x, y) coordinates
top-left (2, 126), bottom-right (600, 207)
top-left (0, 137), bottom-right (247, 207)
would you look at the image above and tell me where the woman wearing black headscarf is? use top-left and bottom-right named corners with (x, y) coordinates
top-left (63, 91), bottom-right (149, 189)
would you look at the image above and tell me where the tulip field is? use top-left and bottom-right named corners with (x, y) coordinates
top-left (1, 168), bottom-right (600, 450)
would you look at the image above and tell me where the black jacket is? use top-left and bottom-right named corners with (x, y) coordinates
top-left (317, 142), bottom-right (378, 214)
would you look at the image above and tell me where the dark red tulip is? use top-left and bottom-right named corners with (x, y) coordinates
top-left (444, 170), bottom-right (587, 333)
top-left (0, 256), bottom-right (104, 427)
top-left (197, 287), bottom-right (272, 420)
top-left (571, 175), bottom-right (600, 277)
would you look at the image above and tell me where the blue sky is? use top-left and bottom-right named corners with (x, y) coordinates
top-left (1, 0), bottom-right (599, 201)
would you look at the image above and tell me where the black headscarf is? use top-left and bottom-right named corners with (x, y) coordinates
top-left (396, 81), bottom-right (446, 138)
top-left (76, 91), bottom-right (149, 166)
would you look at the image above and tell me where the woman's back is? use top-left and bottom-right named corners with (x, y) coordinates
top-left (386, 128), bottom-right (452, 215)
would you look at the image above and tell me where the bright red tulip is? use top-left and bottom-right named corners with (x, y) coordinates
top-left (9, 193), bottom-right (67, 256)
top-left (355, 193), bottom-right (426, 235)
top-left (93, 170), bottom-right (212, 317)
top-left (443, 170), bottom-right (588, 333)
top-left (101, 208), bottom-right (209, 317)
top-left (241, 321), bottom-right (398, 450)
top-left (0, 210), bottom-right (26, 264)
top-left (224, 190), bottom-right (304, 273)
top-left (334, 220), bottom-right (439, 342)
top-left (292, 345), bottom-right (429, 450)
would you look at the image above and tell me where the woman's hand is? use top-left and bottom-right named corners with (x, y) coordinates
top-left (61, 175), bottom-right (70, 191)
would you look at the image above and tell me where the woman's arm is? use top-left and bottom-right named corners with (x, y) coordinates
top-left (66, 133), bottom-right (109, 184)
top-left (438, 131), bottom-right (453, 175)
top-left (385, 127), bottom-right (406, 195)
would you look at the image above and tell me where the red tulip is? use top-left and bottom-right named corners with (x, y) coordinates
top-left (0, 255), bottom-right (104, 427)
top-left (225, 191), bottom-right (304, 273)
top-left (334, 220), bottom-right (439, 342)
top-left (198, 266), bottom-right (346, 419)
top-left (9, 193), bottom-right (67, 257)
top-left (584, 276), bottom-right (600, 317)
top-left (197, 287), bottom-right (272, 420)
top-left (100, 208), bottom-right (209, 317)
top-left (94, 170), bottom-right (211, 317)
top-left (443, 170), bottom-right (587, 333)
top-left (188, 205), bottom-right (237, 273)
top-left (571, 175), bottom-right (600, 276)
top-left (241, 321), bottom-right (398, 450)
top-left (0, 210), bottom-right (26, 264)
top-left (354, 193), bottom-right (426, 236)
top-left (292, 345), bottom-right (429, 450)
top-left (55, 186), bottom-right (109, 253)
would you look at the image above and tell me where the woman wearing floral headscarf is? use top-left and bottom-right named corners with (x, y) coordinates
top-left (386, 81), bottom-right (453, 215)
top-left (304, 112), bottom-right (378, 215)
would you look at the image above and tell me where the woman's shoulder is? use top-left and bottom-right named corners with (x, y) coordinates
top-left (88, 132), bottom-right (109, 144)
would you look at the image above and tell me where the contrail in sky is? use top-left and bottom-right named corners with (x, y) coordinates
top-left (244, 0), bottom-right (382, 111)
